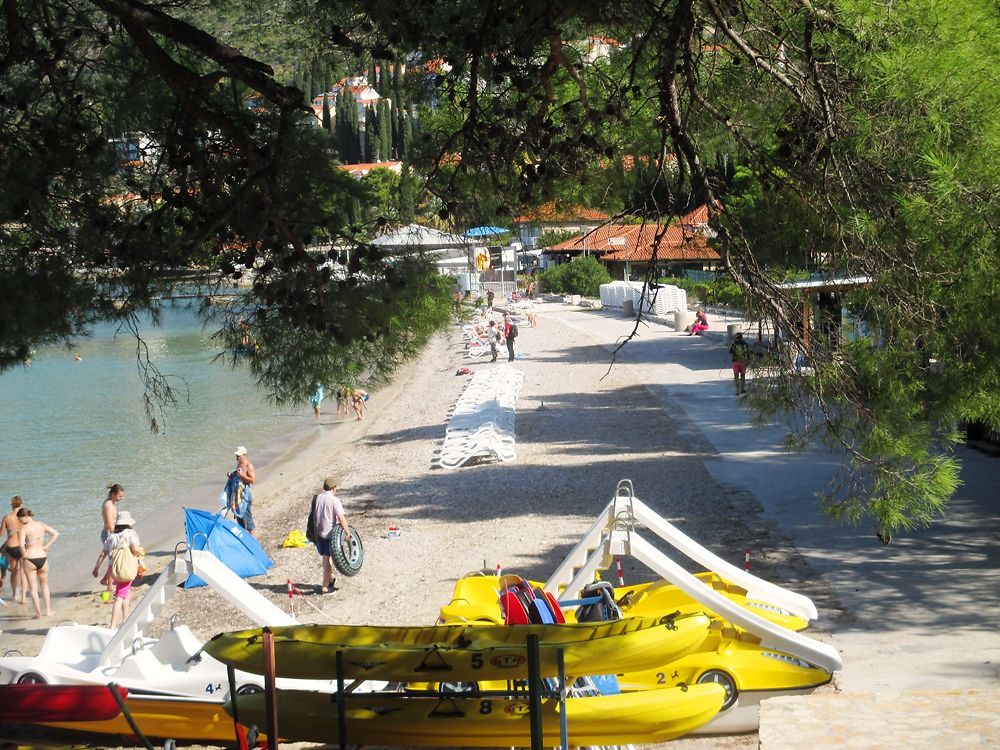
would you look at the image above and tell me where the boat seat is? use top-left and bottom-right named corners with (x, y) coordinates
top-left (150, 625), bottom-right (202, 665)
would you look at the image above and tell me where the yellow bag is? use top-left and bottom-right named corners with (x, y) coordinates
top-left (281, 529), bottom-right (310, 548)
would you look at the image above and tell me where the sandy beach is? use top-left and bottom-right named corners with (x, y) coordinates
top-left (1, 301), bottom-right (835, 749)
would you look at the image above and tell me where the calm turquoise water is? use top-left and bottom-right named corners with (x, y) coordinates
top-left (0, 304), bottom-right (313, 589)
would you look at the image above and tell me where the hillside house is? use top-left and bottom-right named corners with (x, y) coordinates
top-left (310, 77), bottom-right (383, 126)
top-left (542, 206), bottom-right (720, 279)
top-left (513, 203), bottom-right (611, 251)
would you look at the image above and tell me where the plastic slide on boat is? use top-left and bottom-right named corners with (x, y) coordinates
top-left (224, 682), bottom-right (726, 747)
top-left (203, 614), bottom-right (711, 683)
top-left (544, 480), bottom-right (841, 673)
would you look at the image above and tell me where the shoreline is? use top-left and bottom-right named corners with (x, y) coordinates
top-left (3, 305), bottom-right (788, 750)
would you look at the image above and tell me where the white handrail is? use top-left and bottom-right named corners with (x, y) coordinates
top-left (629, 497), bottom-right (818, 621)
top-left (627, 535), bottom-right (841, 672)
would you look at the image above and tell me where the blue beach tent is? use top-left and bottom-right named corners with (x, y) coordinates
top-left (182, 507), bottom-right (273, 588)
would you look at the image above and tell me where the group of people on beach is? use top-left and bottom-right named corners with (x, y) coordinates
top-left (473, 310), bottom-right (519, 362)
top-left (1, 495), bottom-right (59, 619)
top-left (310, 384), bottom-right (369, 421)
top-left (0, 483), bottom-right (147, 627)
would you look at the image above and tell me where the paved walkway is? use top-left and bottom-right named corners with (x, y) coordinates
top-left (538, 301), bottom-right (1000, 746)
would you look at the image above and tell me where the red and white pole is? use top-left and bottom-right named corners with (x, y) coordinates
top-left (286, 578), bottom-right (295, 616)
top-left (744, 547), bottom-right (751, 571)
top-left (615, 556), bottom-right (625, 586)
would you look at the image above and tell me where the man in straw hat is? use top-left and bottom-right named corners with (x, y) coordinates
top-left (310, 477), bottom-right (351, 594)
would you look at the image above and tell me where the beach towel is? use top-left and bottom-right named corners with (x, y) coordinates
top-left (224, 472), bottom-right (252, 519)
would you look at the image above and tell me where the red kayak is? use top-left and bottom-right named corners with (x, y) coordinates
top-left (0, 684), bottom-right (127, 723)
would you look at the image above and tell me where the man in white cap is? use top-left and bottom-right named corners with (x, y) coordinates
top-left (226, 446), bottom-right (257, 536)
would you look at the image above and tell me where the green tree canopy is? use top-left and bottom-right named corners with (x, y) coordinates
top-left (1, 0), bottom-right (997, 537)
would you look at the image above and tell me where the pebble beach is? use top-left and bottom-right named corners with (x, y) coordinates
top-left (1, 301), bottom-right (838, 749)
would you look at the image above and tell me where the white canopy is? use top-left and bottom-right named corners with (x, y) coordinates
top-left (371, 223), bottom-right (473, 250)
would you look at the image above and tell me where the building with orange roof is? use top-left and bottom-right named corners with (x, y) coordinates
top-left (513, 202), bottom-right (611, 249)
top-left (310, 77), bottom-right (384, 126)
top-left (543, 215), bottom-right (720, 280)
top-left (338, 161), bottom-right (403, 179)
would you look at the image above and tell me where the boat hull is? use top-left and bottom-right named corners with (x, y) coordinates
top-left (39, 695), bottom-right (248, 743)
top-left (225, 683), bottom-right (726, 746)
top-left (204, 614), bottom-right (711, 682)
top-left (0, 684), bottom-right (127, 723)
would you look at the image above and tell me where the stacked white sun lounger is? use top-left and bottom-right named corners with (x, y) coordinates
top-left (433, 366), bottom-right (523, 469)
top-left (599, 281), bottom-right (687, 315)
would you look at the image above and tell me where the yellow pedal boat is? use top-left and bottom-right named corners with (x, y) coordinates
top-left (224, 682), bottom-right (726, 746)
top-left (204, 614), bottom-right (711, 683)
top-left (440, 573), bottom-right (809, 631)
top-left (438, 574), bottom-right (832, 734)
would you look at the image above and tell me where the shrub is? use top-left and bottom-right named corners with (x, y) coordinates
top-left (540, 256), bottom-right (611, 297)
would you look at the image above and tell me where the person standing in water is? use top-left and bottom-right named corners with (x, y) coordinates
top-left (310, 383), bottom-right (325, 419)
top-left (99, 484), bottom-right (126, 599)
top-left (1, 496), bottom-right (25, 603)
top-left (101, 484), bottom-right (126, 543)
top-left (17, 507), bottom-right (58, 619)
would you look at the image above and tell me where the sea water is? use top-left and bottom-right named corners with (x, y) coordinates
top-left (0, 303), bottom-right (313, 590)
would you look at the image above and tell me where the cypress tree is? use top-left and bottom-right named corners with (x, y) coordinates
top-left (378, 99), bottom-right (391, 162)
top-left (302, 70), bottom-right (313, 106)
top-left (400, 104), bottom-right (413, 160)
top-left (340, 88), bottom-right (360, 163)
top-left (322, 94), bottom-right (332, 132)
top-left (364, 105), bottom-right (376, 162)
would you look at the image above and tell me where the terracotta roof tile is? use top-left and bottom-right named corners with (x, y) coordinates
top-left (514, 202), bottom-right (610, 223)
top-left (546, 223), bottom-right (719, 262)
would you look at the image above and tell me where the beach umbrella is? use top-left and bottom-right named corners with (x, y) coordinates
top-left (182, 507), bottom-right (273, 588)
top-left (464, 225), bottom-right (509, 238)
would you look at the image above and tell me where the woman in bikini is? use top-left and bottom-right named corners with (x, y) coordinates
top-left (17, 507), bottom-right (58, 619)
top-left (0, 496), bottom-right (25, 603)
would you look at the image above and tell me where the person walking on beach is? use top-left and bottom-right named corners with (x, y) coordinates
top-left (92, 511), bottom-right (142, 629)
top-left (17, 507), bottom-right (58, 619)
top-left (311, 477), bottom-right (351, 594)
top-left (502, 313), bottom-right (517, 362)
top-left (351, 388), bottom-right (368, 421)
top-left (225, 447), bottom-right (257, 537)
top-left (488, 320), bottom-right (499, 362)
top-left (1, 496), bottom-right (25, 603)
top-left (729, 332), bottom-right (751, 395)
top-left (310, 383), bottom-right (325, 419)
